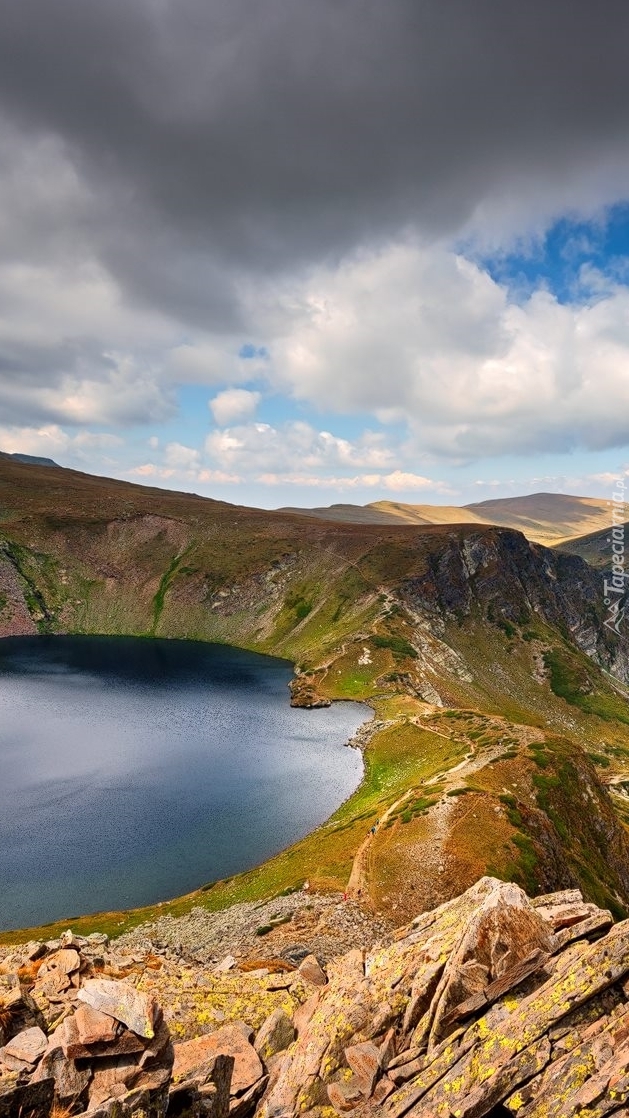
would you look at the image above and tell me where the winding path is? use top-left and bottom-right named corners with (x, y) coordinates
top-left (346, 712), bottom-right (535, 904)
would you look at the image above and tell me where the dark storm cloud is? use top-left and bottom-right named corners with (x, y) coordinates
top-left (1, 0), bottom-right (629, 328)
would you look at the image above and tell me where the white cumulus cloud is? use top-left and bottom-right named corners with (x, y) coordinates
top-left (209, 389), bottom-right (262, 426)
top-left (262, 240), bottom-right (629, 460)
top-left (205, 420), bottom-right (397, 475)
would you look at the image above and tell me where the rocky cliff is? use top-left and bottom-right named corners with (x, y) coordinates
top-left (1, 516), bottom-right (626, 715)
top-left (0, 459), bottom-right (626, 682)
top-left (3, 878), bottom-right (629, 1117)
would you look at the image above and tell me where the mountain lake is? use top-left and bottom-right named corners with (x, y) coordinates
top-left (0, 635), bottom-right (367, 930)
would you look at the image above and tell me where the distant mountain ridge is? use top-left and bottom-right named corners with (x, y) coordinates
top-left (0, 450), bottom-right (58, 467)
top-left (278, 491), bottom-right (614, 545)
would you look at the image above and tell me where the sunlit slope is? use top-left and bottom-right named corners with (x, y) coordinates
top-left (465, 492), bottom-right (613, 544)
top-left (280, 492), bottom-right (613, 545)
top-left (556, 519), bottom-right (629, 569)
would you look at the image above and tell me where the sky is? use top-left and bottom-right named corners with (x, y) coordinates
top-left (1, 0), bottom-right (629, 510)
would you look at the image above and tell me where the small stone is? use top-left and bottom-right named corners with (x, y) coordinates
top-left (86, 932), bottom-right (109, 946)
top-left (0, 974), bottom-right (20, 997)
top-left (60, 930), bottom-right (81, 949)
top-left (26, 943), bottom-right (48, 963)
top-left (265, 976), bottom-right (293, 991)
top-left (109, 954), bottom-right (135, 970)
top-left (215, 955), bottom-right (237, 973)
top-left (280, 944), bottom-right (310, 966)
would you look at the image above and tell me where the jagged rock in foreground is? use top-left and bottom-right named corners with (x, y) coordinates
top-left (4, 877), bottom-right (629, 1116)
top-left (260, 877), bottom-right (629, 1118)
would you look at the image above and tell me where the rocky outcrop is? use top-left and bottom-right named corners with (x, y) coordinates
top-left (288, 674), bottom-right (331, 708)
top-left (0, 546), bottom-right (38, 636)
top-left (399, 528), bottom-right (629, 683)
top-left (0, 983), bottom-right (172, 1115)
top-left (5, 879), bottom-right (629, 1115)
top-left (0, 932), bottom-right (175, 1116)
top-left (259, 877), bottom-right (629, 1118)
top-left (0, 933), bottom-right (271, 1117)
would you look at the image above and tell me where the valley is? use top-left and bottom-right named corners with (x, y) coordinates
top-left (1, 456), bottom-right (629, 943)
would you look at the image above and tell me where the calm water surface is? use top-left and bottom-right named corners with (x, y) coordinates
top-left (0, 636), bottom-right (366, 930)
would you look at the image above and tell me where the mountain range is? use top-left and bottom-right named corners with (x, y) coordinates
top-left (279, 492), bottom-right (616, 546)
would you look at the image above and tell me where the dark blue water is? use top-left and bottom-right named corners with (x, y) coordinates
top-left (0, 636), bottom-right (366, 930)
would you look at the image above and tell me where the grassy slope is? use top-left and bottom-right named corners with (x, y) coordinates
top-left (557, 520), bottom-right (629, 570)
top-left (2, 459), bottom-right (629, 940)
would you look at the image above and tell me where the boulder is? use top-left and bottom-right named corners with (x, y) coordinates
top-left (31, 1041), bottom-right (92, 1104)
top-left (38, 948), bottom-right (81, 976)
top-left (0, 1075), bottom-right (54, 1118)
top-left (77, 980), bottom-right (159, 1039)
top-left (88, 1054), bottom-right (148, 1108)
top-left (327, 1080), bottom-right (364, 1113)
top-left (74, 1003), bottom-right (119, 1046)
top-left (292, 992), bottom-right (319, 1035)
top-left (173, 1025), bottom-right (263, 1097)
top-left (0, 977), bottom-right (46, 1039)
top-left (25, 943), bottom-right (48, 963)
top-left (168, 1052), bottom-right (234, 1118)
top-left (344, 1041), bottom-right (381, 1096)
top-left (296, 955), bottom-right (327, 987)
top-left (425, 879), bottom-right (552, 1050)
top-left (1, 1026), bottom-right (47, 1068)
